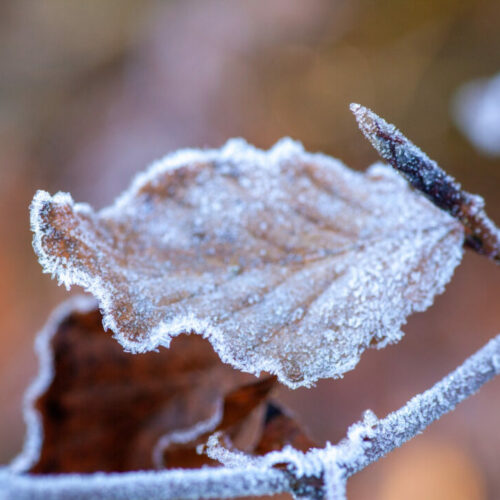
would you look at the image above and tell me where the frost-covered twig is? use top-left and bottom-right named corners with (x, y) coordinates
top-left (336, 334), bottom-right (500, 478)
top-left (0, 466), bottom-right (290, 500)
top-left (3, 334), bottom-right (500, 500)
top-left (351, 103), bottom-right (500, 262)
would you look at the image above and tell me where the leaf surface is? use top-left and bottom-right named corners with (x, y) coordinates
top-left (15, 297), bottom-right (262, 474)
top-left (30, 139), bottom-right (464, 388)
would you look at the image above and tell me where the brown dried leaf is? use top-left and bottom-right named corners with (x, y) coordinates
top-left (14, 297), bottom-right (261, 474)
top-left (30, 139), bottom-right (464, 388)
top-left (161, 377), bottom-right (276, 469)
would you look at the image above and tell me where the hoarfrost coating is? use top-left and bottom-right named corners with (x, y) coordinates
top-left (30, 138), bottom-right (464, 388)
top-left (351, 103), bottom-right (500, 262)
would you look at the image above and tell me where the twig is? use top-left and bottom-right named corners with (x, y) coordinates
top-left (336, 334), bottom-right (500, 478)
top-left (350, 103), bottom-right (500, 262)
top-left (0, 466), bottom-right (291, 500)
top-left (3, 333), bottom-right (500, 500)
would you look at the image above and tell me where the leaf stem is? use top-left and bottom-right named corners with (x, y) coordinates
top-left (350, 103), bottom-right (500, 262)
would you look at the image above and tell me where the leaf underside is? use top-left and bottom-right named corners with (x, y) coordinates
top-left (30, 138), bottom-right (464, 388)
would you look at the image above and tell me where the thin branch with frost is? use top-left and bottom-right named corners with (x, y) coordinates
top-left (0, 465), bottom-right (290, 500)
top-left (350, 103), bottom-right (500, 262)
top-left (336, 333), bottom-right (500, 478)
top-left (3, 333), bottom-right (500, 500)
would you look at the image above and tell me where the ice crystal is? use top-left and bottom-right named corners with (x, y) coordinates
top-left (30, 138), bottom-right (464, 388)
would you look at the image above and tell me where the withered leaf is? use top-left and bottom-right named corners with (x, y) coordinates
top-left (14, 297), bottom-right (264, 474)
top-left (30, 138), bottom-right (464, 388)
top-left (161, 377), bottom-right (276, 469)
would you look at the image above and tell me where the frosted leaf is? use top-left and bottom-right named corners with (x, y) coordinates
top-left (11, 297), bottom-right (258, 474)
top-left (30, 138), bottom-right (464, 388)
top-left (453, 72), bottom-right (500, 156)
top-left (9, 296), bottom-right (97, 474)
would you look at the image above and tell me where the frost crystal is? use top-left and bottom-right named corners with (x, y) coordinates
top-left (30, 138), bottom-right (464, 388)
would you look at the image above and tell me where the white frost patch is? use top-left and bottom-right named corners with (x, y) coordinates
top-left (204, 423), bottom-right (373, 484)
top-left (453, 72), bottom-right (500, 156)
top-left (203, 433), bottom-right (257, 469)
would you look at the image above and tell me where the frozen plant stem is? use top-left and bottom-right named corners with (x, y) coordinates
top-left (337, 333), bottom-right (500, 478)
top-left (3, 333), bottom-right (500, 500)
top-left (350, 103), bottom-right (500, 262)
top-left (0, 466), bottom-right (290, 500)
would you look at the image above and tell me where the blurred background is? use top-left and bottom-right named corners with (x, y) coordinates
top-left (1, 1), bottom-right (499, 498)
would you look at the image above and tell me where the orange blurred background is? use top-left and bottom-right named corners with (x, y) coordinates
top-left (1, 1), bottom-right (499, 498)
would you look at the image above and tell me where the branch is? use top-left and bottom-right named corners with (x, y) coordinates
top-left (0, 466), bottom-right (291, 500)
top-left (2, 334), bottom-right (500, 500)
top-left (350, 103), bottom-right (500, 262)
top-left (336, 334), bottom-right (500, 478)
